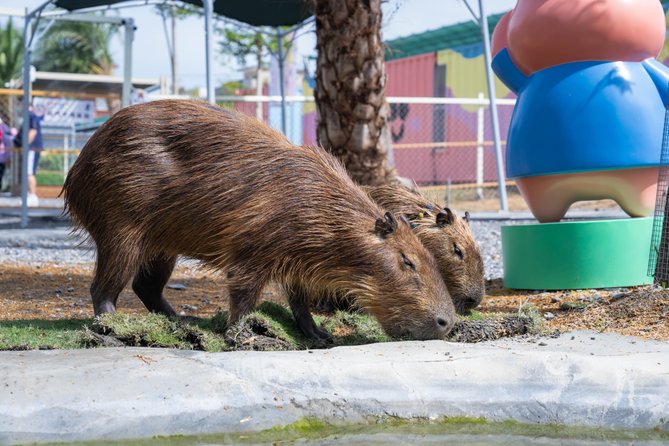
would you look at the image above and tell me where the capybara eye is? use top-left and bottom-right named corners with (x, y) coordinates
top-left (453, 244), bottom-right (464, 260)
top-left (401, 253), bottom-right (416, 271)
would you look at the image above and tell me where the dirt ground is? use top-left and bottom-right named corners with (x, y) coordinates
top-left (1, 262), bottom-right (667, 341)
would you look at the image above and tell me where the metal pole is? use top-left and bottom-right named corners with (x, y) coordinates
top-left (476, 92), bottom-right (485, 200)
top-left (277, 27), bottom-right (287, 134)
top-left (478, 0), bottom-right (508, 212)
top-left (122, 17), bottom-right (135, 108)
top-left (63, 133), bottom-right (68, 177)
top-left (20, 8), bottom-right (31, 228)
top-left (203, 0), bottom-right (215, 103)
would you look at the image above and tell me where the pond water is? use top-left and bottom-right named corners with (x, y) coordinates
top-left (37, 420), bottom-right (669, 446)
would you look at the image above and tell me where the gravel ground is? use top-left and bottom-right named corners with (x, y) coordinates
top-left (0, 216), bottom-right (510, 279)
top-left (0, 216), bottom-right (93, 267)
top-left (0, 211), bottom-right (626, 280)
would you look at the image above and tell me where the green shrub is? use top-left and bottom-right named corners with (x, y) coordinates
top-left (35, 171), bottom-right (64, 186)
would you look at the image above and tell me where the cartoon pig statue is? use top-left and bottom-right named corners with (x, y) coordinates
top-left (491, 0), bottom-right (669, 222)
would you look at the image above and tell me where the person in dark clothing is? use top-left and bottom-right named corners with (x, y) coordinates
top-left (15, 105), bottom-right (44, 205)
top-left (0, 117), bottom-right (15, 192)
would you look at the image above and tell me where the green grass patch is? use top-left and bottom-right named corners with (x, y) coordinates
top-left (0, 319), bottom-right (91, 350)
top-left (35, 171), bottom-right (65, 186)
top-left (0, 302), bottom-right (541, 352)
top-left (318, 310), bottom-right (394, 344)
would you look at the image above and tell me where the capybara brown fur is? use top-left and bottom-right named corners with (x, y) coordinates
top-left (365, 184), bottom-right (485, 313)
top-left (62, 100), bottom-right (455, 340)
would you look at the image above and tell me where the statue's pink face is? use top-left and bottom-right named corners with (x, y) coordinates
top-left (501, 0), bottom-right (665, 73)
top-left (491, 10), bottom-right (512, 59)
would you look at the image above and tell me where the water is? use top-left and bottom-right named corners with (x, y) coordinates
top-left (34, 420), bottom-right (669, 446)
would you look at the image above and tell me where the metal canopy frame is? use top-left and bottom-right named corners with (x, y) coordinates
top-left (5, 1), bottom-right (136, 227)
top-left (462, 0), bottom-right (509, 213)
top-left (10, 0), bottom-right (509, 226)
top-left (49, 0), bottom-right (315, 116)
top-left (10, 0), bottom-right (313, 227)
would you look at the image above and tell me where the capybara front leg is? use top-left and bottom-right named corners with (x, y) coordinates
top-left (228, 281), bottom-right (264, 325)
top-left (287, 285), bottom-right (333, 342)
top-left (132, 255), bottom-right (178, 316)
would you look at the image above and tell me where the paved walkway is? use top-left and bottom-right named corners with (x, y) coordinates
top-left (1, 331), bottom-right (667, 444)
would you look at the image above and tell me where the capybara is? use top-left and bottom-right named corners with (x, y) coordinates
top-left (62, 100), bottom-right (455, 340)
top-left (366, 184), bottom-right (485, 313)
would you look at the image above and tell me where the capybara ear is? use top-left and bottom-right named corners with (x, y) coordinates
top-left (375, 212), bottom-right (398, 238)
top-left (464, 211), bottom-right (471, 224)
top-left (436, 208), bottom-right (455, 228)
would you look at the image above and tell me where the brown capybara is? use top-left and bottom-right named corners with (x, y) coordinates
top-left (62, 100), bottom-right (455, 340)
top-left (365, 184), bottom-right (485, 313)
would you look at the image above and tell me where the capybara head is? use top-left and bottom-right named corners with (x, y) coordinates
top-left (367, 184), bottom-right (485, 314)
top-left (352, 211), bottom-right (456, 340)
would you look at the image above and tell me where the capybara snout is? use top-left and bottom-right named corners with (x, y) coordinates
top-left (362, 212), bottom-right (455, 339)
top-left (366, 184), bottom-right (485, 314)
top-left (63, 100), bottom-right (455, 340)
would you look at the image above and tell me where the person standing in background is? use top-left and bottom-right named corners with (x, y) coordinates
top-left (0, 117), bottom-right (16, 192)
top-left (15, 104), bottom-right (44, 206)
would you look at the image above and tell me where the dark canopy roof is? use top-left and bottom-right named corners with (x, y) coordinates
top-left (54, 0), bottom-right (312, 27)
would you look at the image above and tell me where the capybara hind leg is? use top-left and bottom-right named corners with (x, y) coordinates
top-left (90, 264), bottom-right (133, 316)
top-left (132, 255), bottom-right (178, 316)
top-left (287, 285), bottom-right (332, 341)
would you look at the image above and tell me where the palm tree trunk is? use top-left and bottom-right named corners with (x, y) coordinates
top-left (314, 0), bottom-right (397, 186)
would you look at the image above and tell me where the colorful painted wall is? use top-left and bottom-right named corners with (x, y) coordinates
top-left (384, 41), bottom-right (515, 185)
top-left (299, 3), bottom-right (669, 185)
top-left (383, 3), bottom-right (669, 185)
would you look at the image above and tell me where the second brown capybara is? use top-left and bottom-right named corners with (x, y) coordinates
top-left (62, 100), bottom-right (455, 340)
top-left (365, 184), bottom-right (485, 313)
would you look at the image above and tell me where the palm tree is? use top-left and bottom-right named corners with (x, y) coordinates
top-left (32, 20), bottom-right (116, 75)
top-left (0, 18), bottom-right (23, 86)
top-left (313, 0), bottom-right (396, 186)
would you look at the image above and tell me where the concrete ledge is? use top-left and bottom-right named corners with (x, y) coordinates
top-left (1, 331), bottom-right (667, 444)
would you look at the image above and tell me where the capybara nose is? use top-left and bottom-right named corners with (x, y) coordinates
top-left (436, 315), bottom-right (454, 334)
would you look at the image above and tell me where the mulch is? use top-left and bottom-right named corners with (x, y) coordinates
top-left (1, 263), bottom-right (667, 341)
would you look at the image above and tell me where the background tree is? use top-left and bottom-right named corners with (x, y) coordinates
top-left (155, 4), bottom-right (193, 95)
top-left (32, 21), bottom-right (116, 74)
top-left (313, 0), bottom-right (396, 186)
top-left (0, 18), bottom-right (23, 86)
top-left (217, 25), bottom-right (293, 118)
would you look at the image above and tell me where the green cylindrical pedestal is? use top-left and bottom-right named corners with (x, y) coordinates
top-left (502, 218), bottom-right (654, 290)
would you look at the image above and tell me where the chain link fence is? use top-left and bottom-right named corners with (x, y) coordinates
top-left (1, 91), bottom-right (523, 212)
top-left (385, 96), bottom-right (517, 212)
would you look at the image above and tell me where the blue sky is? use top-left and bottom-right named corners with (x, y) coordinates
top-left (13, 0), bottom-right (516, 89)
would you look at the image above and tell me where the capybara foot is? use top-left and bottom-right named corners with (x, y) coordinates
top-left (93, 300), bottom-right (117, 316)
top-left (295, 312), bottom-right (333, 342)
top-left (151, 301), bottom-right (178, 317)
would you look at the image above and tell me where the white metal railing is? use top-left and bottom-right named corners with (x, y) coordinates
top-left (146, 93), bottom-right (517, 106)
top-left (13, 95), bottom-right (516, 214)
